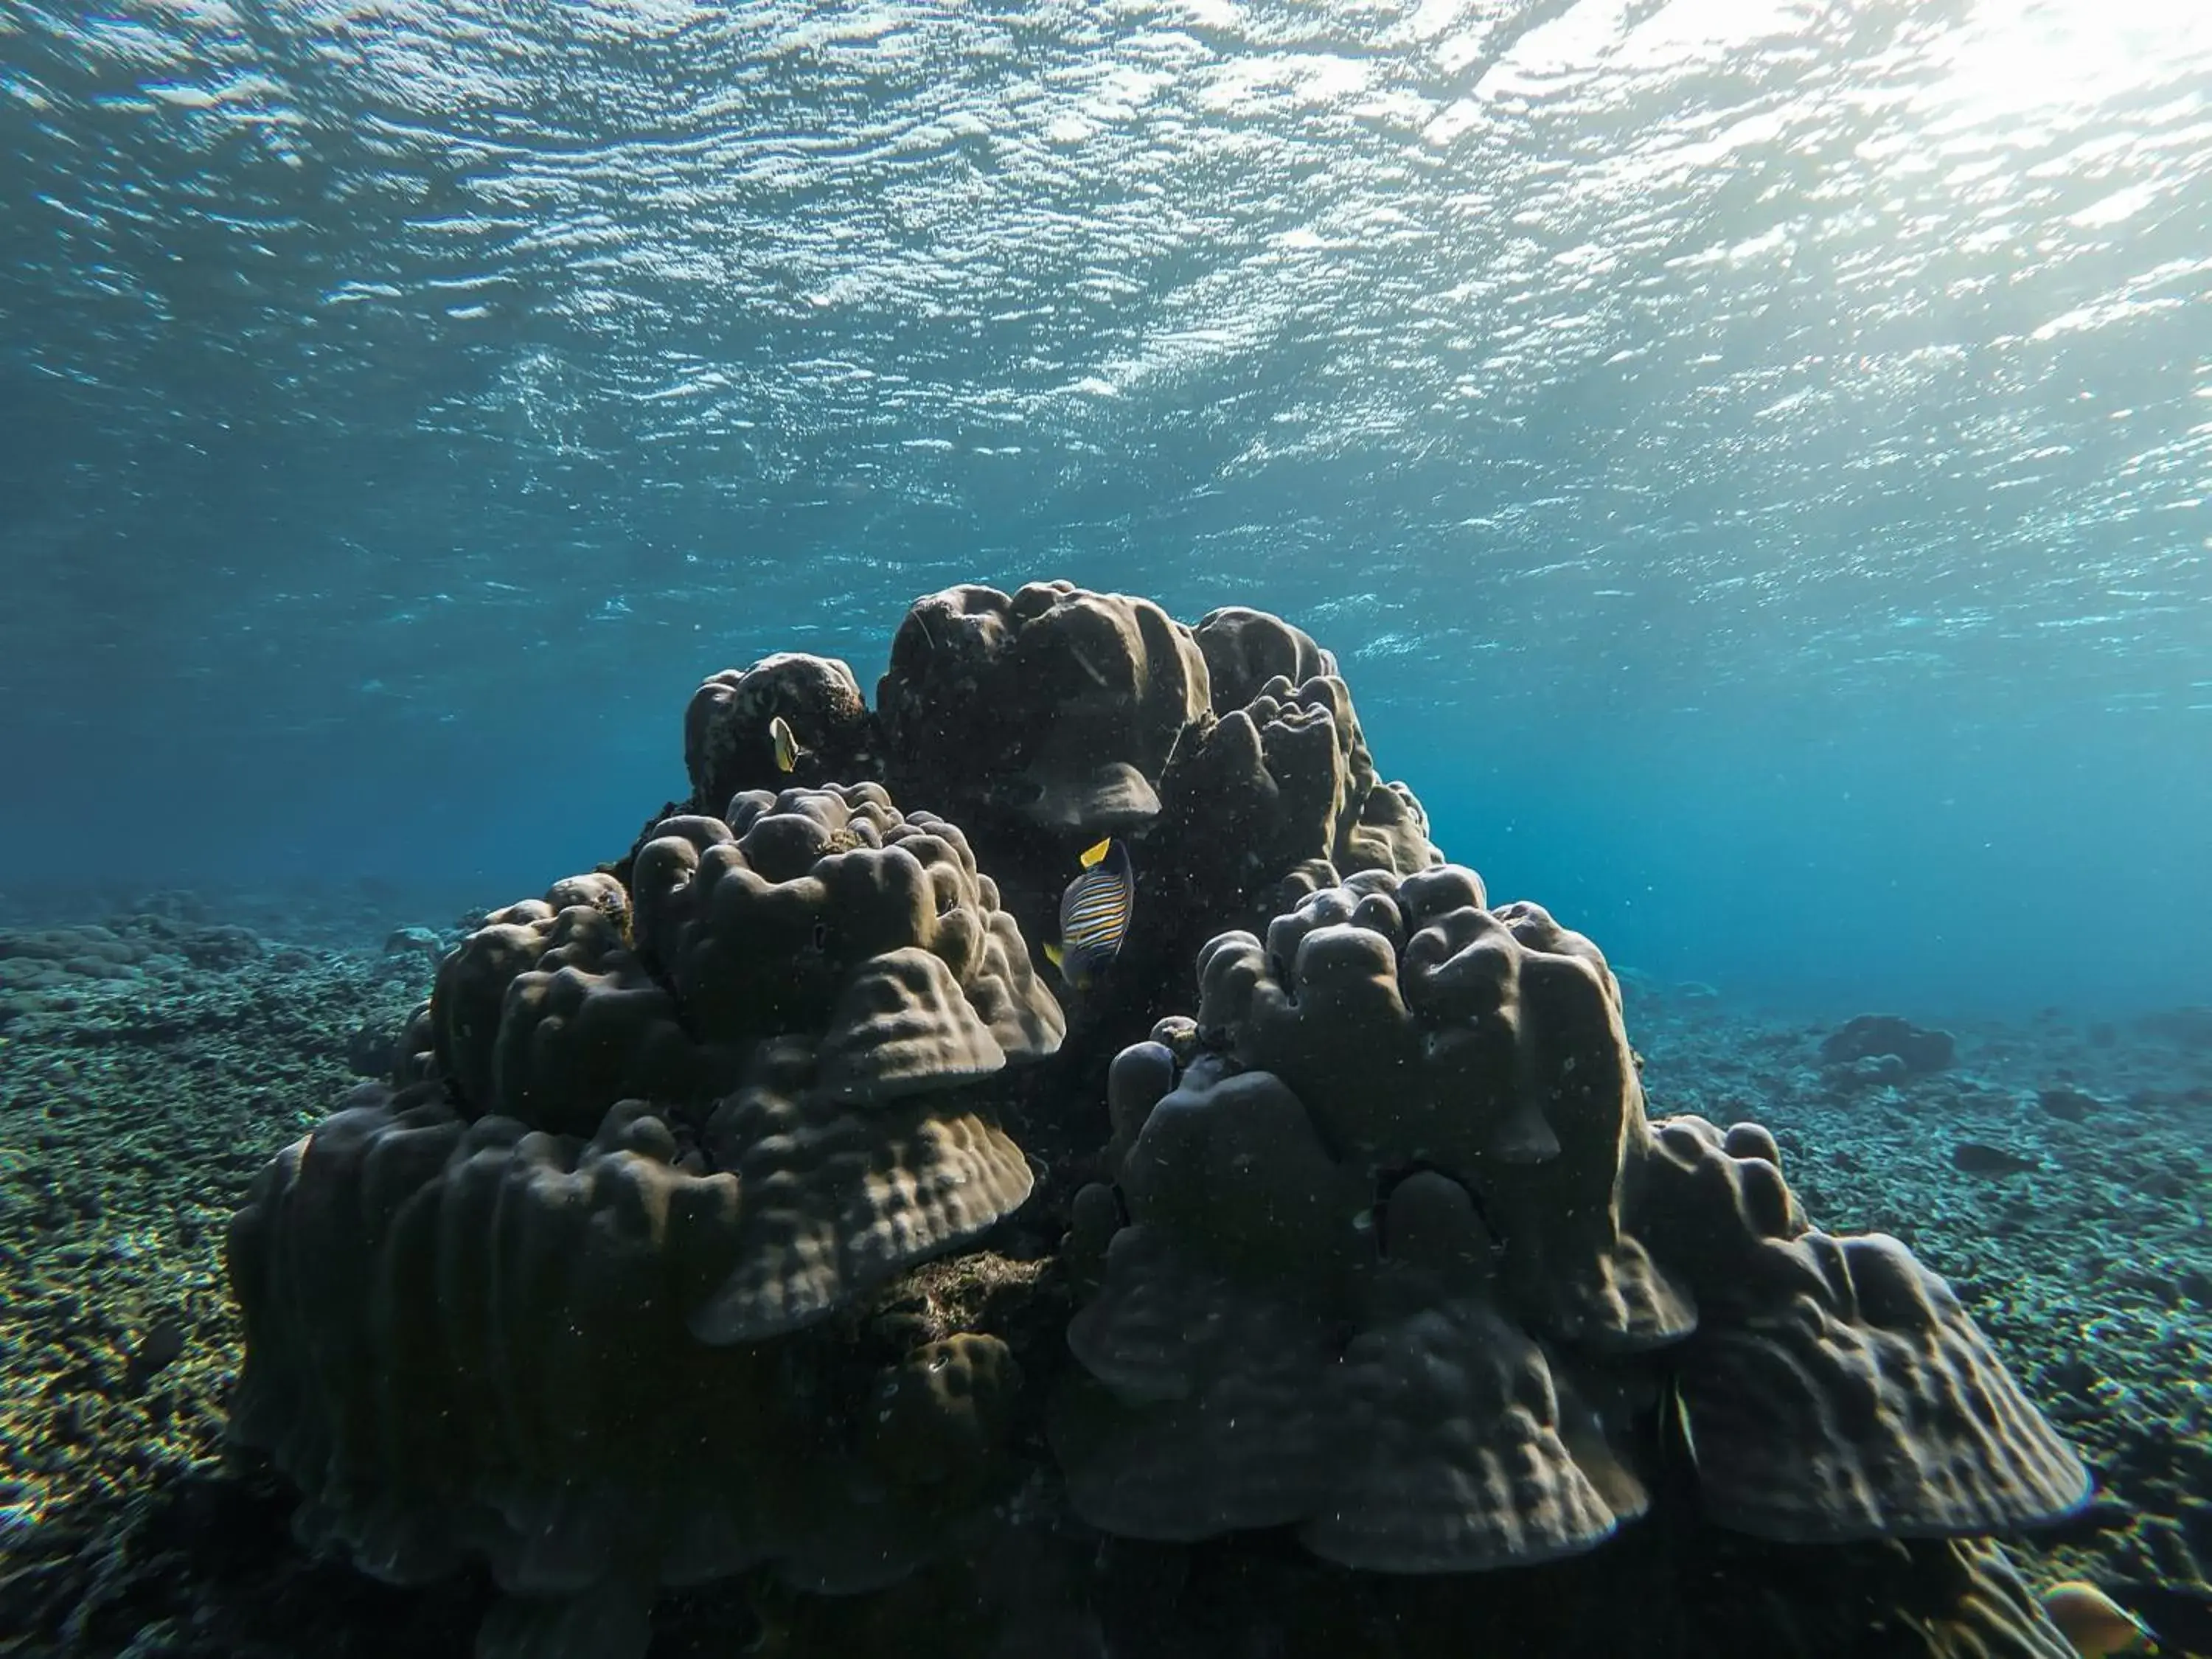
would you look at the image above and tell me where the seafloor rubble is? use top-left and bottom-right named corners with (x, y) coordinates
top-left (0, 584), bottom-right (2207, 1659)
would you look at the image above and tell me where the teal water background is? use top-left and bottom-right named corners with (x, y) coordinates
top-left (3, 0), bottom-right (2208, 1015)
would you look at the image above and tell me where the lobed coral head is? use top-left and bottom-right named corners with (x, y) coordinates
top-left (877, 581), bottom-right (1209, 837)
top-left (684, 652), bottom-right (879, 807)
top-left (1059, 867), bottom-right (2090, 1585)
top-left (629, 782), bottom-right (1063, 1094)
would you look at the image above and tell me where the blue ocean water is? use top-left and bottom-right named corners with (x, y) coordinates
top-left (2, 0), bottom-right (2208, 1018)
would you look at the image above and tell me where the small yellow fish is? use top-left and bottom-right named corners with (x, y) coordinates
top-left (1046, 836), bottom-right (1133, 991)
top-left (768, 714), bottom-right (805, 773)
top-left (2041, 1581), bottom-right (2157, 1657)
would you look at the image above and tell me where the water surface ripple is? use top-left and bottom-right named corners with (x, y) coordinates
top-left (1, 0), bottom-right (2207, 1006)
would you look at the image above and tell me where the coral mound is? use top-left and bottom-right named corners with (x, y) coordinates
top-left (1156, 673), bottom-right (1440, 914)
top-left (877, 580), bottom-right (1209, 838)
top-left (212, 582), bottom-right (2106, 1659)
top-left (430, 785), bottom-right (1062, 1137)
top-left (228, 785), bottom-right (1064, 1656)
top-left (1820, 1012), bottom-right (1958, 1074)
top-left (1057, 866), bottom-right (2089, 1582)
top-left (630, 782), bottom-right (1062, 1093)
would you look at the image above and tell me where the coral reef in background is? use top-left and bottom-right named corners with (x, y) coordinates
top-left (1822, 1012), bottom-right (1960, 1080)
top-left (192, 582), bottom-right (2120, 1659)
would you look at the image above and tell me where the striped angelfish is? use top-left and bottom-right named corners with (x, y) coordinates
top-left (1046, 837), bottom-right (1133, 991)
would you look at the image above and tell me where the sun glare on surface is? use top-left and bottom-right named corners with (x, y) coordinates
top-left (1919, 0), bottom-right (2212, 122)
top-left (1466, 0), bottom-right (2212, 114)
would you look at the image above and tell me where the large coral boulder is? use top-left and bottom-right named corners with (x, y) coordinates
top-left (1057, 866), bottom-right (2089, 1645)
top-left (431, 785), bottom-right (1062, 1138)
top-left (684, 652), bottom-right (880, 810)
top-left (218, 581), bottom-right (2104, 1659)
top-left (630, 784), bottom-right (1062, 1089)
top-left (877, 581), bottom-right (1209, 839)
top-left (229, 786), bottom-right (1064, 1657)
